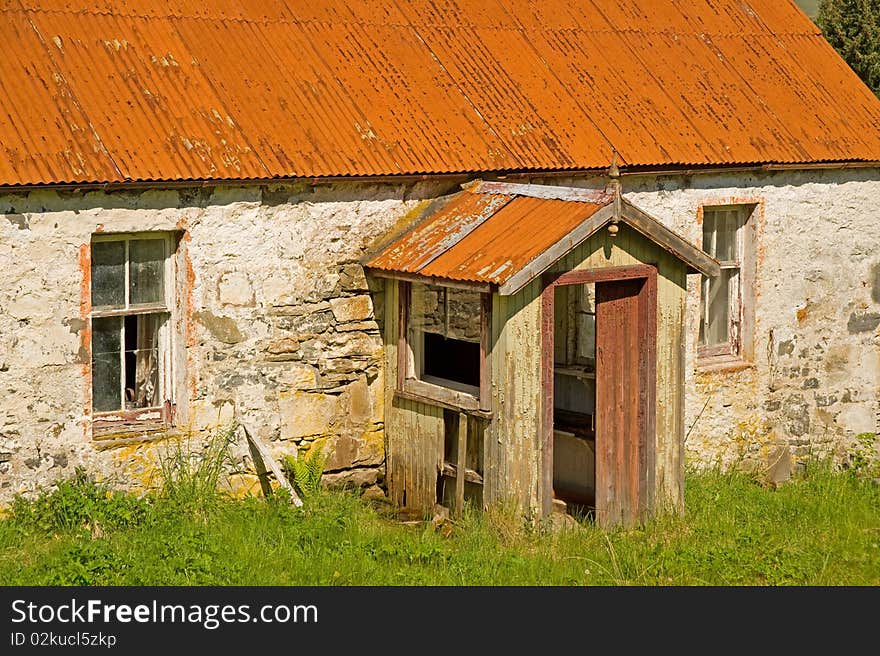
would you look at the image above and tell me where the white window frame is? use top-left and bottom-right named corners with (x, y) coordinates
top-left (698, 205), bottom-right (752, 363)
top-left (89, 232), bottom-right (176, 429)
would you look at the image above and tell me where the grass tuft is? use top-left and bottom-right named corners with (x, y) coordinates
top-left (1, 450), bottom-right (878, 586)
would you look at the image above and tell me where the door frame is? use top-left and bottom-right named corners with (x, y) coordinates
top-left (540, 264), bottom-right (658, 522)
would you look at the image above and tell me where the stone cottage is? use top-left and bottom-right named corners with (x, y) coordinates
top-left (1, 1), bottom-right (878, 515)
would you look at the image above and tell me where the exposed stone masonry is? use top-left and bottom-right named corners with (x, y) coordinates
top-left (0, 169), bottom-right (878, 502)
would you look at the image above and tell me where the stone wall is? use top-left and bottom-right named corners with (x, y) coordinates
top-left (0, 180), bottom-right (454, 502)
top-left (1, 168), bottom-right (878, 503)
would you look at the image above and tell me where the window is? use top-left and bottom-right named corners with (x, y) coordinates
top-left (699, 206), bottom-right (751, 360)
top-left (399, 281), bottom-right (490, 411)
top-left (90, 234), bottom-right (175, 423)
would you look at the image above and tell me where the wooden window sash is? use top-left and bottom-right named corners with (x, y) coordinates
top-left (698, 207), bottom-right (747, 360)
top-left (397, 281), bottom-right (492, 413)
top-left (89, 233), bottom-right (175, 424)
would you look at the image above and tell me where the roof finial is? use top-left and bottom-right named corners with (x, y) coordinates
top-left (606, 150), bottom-right (622, 237)
top-left (608, 149), bottom-right (620, 179)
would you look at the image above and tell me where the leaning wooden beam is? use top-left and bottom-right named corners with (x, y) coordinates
top-left (238, 422), bottom-right (303, 507)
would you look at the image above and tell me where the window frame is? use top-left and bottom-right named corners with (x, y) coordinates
top-left (396, 280), bottom-right (492, 414)
top-left (89, 232), bottom-right (177, 431)
top-left (696, 203), bottom-right (756, 367)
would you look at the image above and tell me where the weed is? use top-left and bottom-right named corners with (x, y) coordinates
top-left (155, 423), bottom-right (237, 512)
top-left (8, 467), bottom-right (148, 537)
top-left (847, 432), bottom-right (879, 477)
top-left (283, 447), bottom-right (326, 500)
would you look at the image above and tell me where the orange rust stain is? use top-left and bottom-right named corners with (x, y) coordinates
top-left (0, 1), bottom-right (878, 186)
top-left (796, 306), bottom-right (808, 322)
top-left (180, 230), bottom-right (198, 399)
top-left (78, 242), bottom-right (92, 440)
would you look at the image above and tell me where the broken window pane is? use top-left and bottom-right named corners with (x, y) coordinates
top-left (91, 241), bottom-right (125, 308)
top-left (124, 314), bottom-right (162, 409)
top-left (129, 239), bottom-right (165, 306)
top-left (92, 316), bottom-right (122, 412)
top-left (410, 282), bottom-right (481, 390)
top-left (411, 283), bottom-right (481, 342)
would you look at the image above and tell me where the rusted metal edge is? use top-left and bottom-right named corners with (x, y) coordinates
top-left (404, 194), bottom-right (515, 273)
top-left (359, 190), bottom-right (464, 268)
top-left (3, 159), bottom-right (877, 194)
top-left (363, 268), bottom-right (493, 293)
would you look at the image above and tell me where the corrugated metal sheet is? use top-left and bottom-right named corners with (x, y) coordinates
top-left (366, 188), bottom-right (611, 286)
top-left (1, 0), bottom-right (878, 186)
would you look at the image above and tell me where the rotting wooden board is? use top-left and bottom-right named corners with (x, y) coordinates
top-left (238, 422), bottom-right (303, 507)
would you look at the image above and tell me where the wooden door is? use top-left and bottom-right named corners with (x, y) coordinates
top-left (595, 278), bottom-right (647, 528)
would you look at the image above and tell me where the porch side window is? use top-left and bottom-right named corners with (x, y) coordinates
top-left (400, 281), bottom-right (489, 410)
top-left (90, 234), bottom-right (174, 417)
top-left (698, 206), bottom-right (749, 359)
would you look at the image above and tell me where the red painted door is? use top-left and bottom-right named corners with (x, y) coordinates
top-left (595, 278), bottom-right (646, 528)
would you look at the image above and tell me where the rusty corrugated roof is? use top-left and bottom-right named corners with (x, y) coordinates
top-left (365, 183), bottom-right (613, 286)
top-left (1, 1), bottom-right (879, 186)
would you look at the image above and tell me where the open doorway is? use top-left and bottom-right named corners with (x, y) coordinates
top-left (542, 265), bottom-right (657, 528)
top-left (552, 283), bottom-right (597, 519)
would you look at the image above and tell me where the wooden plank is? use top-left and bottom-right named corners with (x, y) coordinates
top-left (472, 180), bottom-right (613, 205)
top-left (485, 292), bottom-right (504, 507)
top-left (441, 463), bottom-right (484, 484)
top-left (621, 200), bottom-right (720, 277)
top-left (550, 263), bottom-right (657, 287)
top-left (455, 412), bottom-right (467, 515)
top-left (655, 250), bottom-right (687, 510)
top-left (238, 422), bottom-right (303, 507)
top-left (638, 267), bottom-right (658, 519)
top-left (479, 293), bottom-right (492, 411)
top-left (393, 388), bottom-right (491, 419)
top-left (397, 281), bottom-right (410, 390)
top-left (365, 269), bottom-right (492, 293)
top-left (540, 277), bottom-right (556, 518)
top-left (402, 378), bottom-right (481, 412)
top-left (595, 279), bottom-right (645, 528)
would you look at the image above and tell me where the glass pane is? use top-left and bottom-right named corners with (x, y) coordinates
top-left (124, 314), bottom-right (162, 409)
top-left (91, 241), bottom-right (125, 308)
top-left (703, 209), bottom-right (739, 262)
top-left (129, 239), bottom-right (165, 306)
top-left (700, 269), bottom-right (734, 347)
top-left (92, 316), bottom-right (122, 412)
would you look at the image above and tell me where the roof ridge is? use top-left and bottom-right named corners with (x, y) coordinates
top-left (0, 7), bottom-right (820, 36)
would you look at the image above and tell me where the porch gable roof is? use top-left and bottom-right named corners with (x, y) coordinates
top-left (363, 181), bottom-right (720, 295)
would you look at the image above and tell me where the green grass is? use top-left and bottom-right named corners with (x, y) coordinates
top-left (0, 463), bottom-right (878, 586)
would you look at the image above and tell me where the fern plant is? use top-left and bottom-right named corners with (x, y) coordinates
top-left (283, 448), bottom-right (326, 499)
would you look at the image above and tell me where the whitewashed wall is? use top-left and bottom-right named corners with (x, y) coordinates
top-left (1, 168), bottom-right (877, 501)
